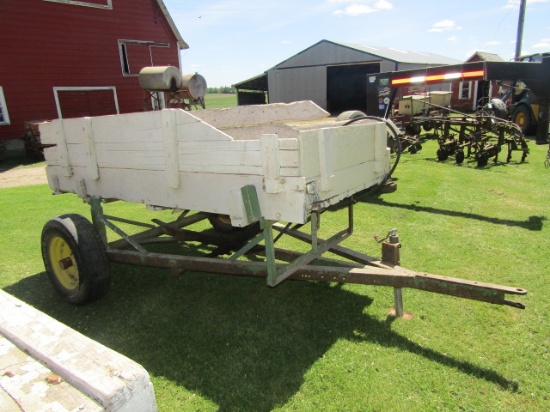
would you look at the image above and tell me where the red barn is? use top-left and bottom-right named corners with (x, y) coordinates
top-left (450, 51), bottom-right (504, 112)
top-left (0, 0), bottom-right (187, 157)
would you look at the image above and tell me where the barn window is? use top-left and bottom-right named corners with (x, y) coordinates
top-left (118, 40), bottom-right (170, 76)
top-left (43, 0), bottom-right (113, 10)
top-left (0, 87), bottom-right (10, 125)
top-left (53, 87), bottom-right (119, 119)
top-left (459, 81), bottom-right (472, 100)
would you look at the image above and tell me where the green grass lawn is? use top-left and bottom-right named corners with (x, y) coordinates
top-left (1, 125), bottom-right (549, 410)
top-left (203, 93), bottom-right (237, 109)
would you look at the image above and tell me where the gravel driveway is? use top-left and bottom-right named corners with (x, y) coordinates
top-left (0, 166), bottom-right (48, 189)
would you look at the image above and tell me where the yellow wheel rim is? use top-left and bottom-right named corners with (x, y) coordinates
top-left (48, 235), bottom-right (79, 291)
top-left (516, 112), bottom-right (526, 127)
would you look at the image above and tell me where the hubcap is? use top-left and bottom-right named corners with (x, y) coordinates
top-left (49, 236), bottom-right (79, 291)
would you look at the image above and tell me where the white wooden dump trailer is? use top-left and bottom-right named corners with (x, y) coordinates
top-left (38, 100), bottom-right (527, 312)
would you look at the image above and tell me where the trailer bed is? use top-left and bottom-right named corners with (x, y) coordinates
top-left (40, 101), bottom-right (390, 226)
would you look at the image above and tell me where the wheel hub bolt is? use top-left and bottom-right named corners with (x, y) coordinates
top-left (59, 257), bottom-right (73, 270)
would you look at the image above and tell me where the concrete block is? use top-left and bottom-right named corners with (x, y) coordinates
top-left (0, 290), bottom-right (157, 412)
top-left (1, 334), bottom-right (103, 411)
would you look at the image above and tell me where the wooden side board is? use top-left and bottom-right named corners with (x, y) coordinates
top-left (41, 102), bottom-right (390, 225)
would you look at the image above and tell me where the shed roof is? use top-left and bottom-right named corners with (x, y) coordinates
top-left (156, 0), bottom-right (189, 49)
top-left (233, 73), bottom-right (267, 91)
top-left (326, 40), bottom-right (461, 65)
top-left (273, 40), bottom-right (461, 68)
top-left (519, 51), bottom-right (550, 61)
top-left (234, 39), bottom-right (462, 92)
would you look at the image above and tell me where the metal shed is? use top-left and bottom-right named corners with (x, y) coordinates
top-left (235, 40), bottom-right (461, 115)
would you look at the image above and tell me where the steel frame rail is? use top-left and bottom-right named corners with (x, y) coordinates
top-left (89, 186), bottom-right (527, 315)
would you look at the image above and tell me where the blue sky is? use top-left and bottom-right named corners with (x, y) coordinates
top-left (163, 0), bottom-right (550, 87)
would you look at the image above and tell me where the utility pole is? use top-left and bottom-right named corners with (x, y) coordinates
top-left (512, 0), bottom-right (549, 145)
top-left (514, 0), bottom-right (527, 61)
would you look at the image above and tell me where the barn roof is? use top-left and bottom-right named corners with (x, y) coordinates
top-left (156, 0), bottom-right (189, 49)
top-left (466, 51), bottom-right (504, 62)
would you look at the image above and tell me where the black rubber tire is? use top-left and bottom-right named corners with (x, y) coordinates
top-left (422, 121), bottom-right (433, 132)
top-left (437, 148), bottom-right (448, 161)
top-left (41, 214), bottom-right (110, 305)
top-left (455, 150), bottom-right (465, 164)
top-left (407, 123), bottom-right (421, 135)
top-left (512, 104), bottom-right (535, 135)
top-left (477, 153), bottom-right (489, 167)
top-left (208, 214), bottom-right (239, 233)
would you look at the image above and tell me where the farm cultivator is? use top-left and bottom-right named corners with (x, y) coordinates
top-left (394, 100), bottom-right (528, 167)
top-left (366, 57), bottom-right (550, 166)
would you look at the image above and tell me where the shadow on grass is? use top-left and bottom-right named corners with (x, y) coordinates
top-left (361, 196), bottom-right (546, 231)
top-left (0, 155), bottom-right (44, 173)
top-left (5, 265), bottom-right (519, 411)
top-left (419, 155), bottom-right (529, 169)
